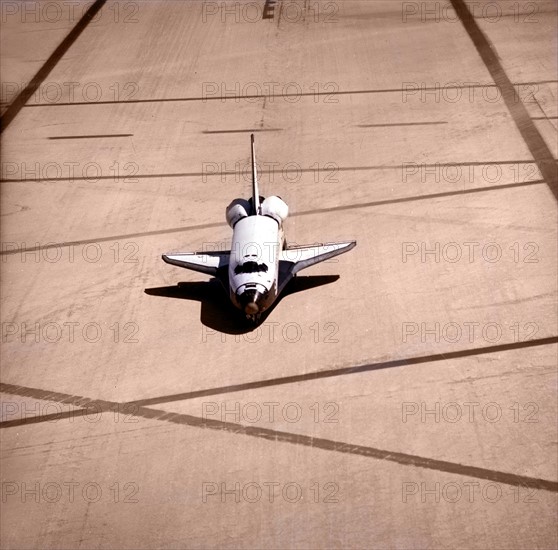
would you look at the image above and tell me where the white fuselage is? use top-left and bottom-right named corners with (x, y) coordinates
top-left (228, 215), bottom-right (284, 313)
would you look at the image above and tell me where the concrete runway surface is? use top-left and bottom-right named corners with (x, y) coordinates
top-left (1, 0), bottom-right (557, 548)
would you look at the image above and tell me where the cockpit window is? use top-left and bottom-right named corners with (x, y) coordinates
top-left (234, 261), bottom-right (268, 274)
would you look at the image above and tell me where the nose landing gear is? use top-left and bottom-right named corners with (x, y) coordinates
top-left (237, 287), bottom-right (265, 324)
top-left (245, 312), bottom-right (262, 324)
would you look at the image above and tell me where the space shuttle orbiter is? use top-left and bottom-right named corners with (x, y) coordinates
top-left (163, 134), bottom-right (356, 321)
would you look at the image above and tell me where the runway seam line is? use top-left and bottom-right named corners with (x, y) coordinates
top-left (1, 161), bottom-right (550, 185)
top-left (0, 0), bottom-right (107, 133)
top-left (2, 336), bottom-right (556, 414)
top-left (0, 381), bottom-right (556, 492)
top-left (125, 336), bottom-right (558, 406)
top-left (449, 0), bottom-right (558, 198)
top-left (0, 178), bottom-right (546, 256)
top-left (13, 80), bottom-right (558, 108)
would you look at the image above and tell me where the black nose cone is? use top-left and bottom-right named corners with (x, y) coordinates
top-left (238, 289), bottom-right (264, 315)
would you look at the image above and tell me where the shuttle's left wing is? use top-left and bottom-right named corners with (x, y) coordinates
top-left (280, 241), bottom-right (356, 273)
top-left (277, 241), bottom-right (356, 294)
top-left (162, 251), bottom-right (230, 276)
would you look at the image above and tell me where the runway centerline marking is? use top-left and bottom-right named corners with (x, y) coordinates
top-left (202, 128), bottom-right (282, 134)
top-left (47, 134), bottom-right (133, 140)
top-left (358, 122), bottom-right (448, 128)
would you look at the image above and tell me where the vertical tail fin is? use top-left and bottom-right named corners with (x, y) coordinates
top-left (250, 133), bottom-right (261, 215)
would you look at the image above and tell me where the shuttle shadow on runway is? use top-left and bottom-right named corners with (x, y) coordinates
top-left (144, 275), bottom-right (340, 334)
